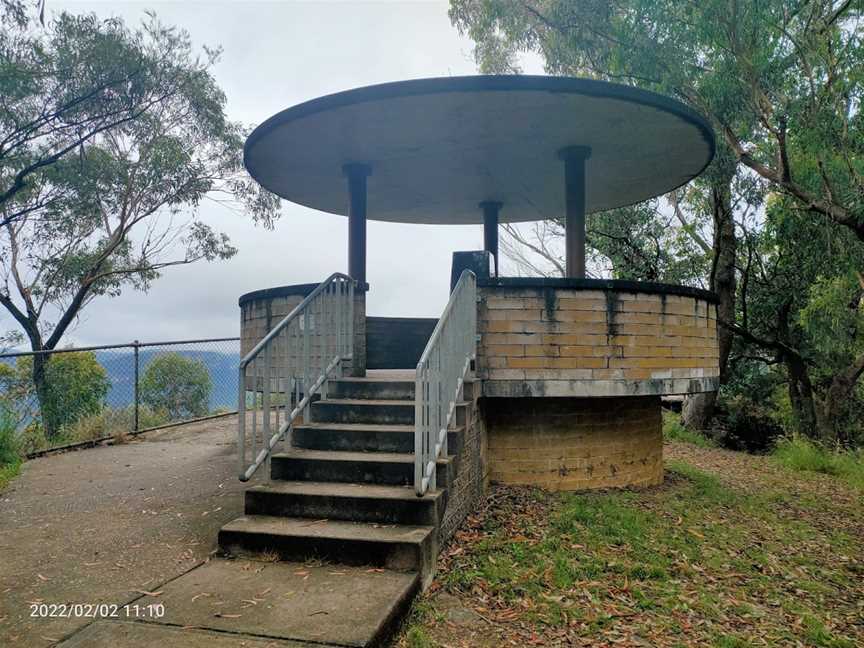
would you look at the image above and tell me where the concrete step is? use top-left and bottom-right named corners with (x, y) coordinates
top-left (271, 448), bottom-right (454, 488)
top-left (329, 378), bottom-right (415, 401)
top-left (293, 422), bottom-right (463, 454)
top-left (311, 399), bottom-right (414, 425)
top-left (244, 481), bottom-right (446, 526)
top-left (218, 515), bottom-right (436, 577)
top-left (65, 561), bottom-right (421, 648)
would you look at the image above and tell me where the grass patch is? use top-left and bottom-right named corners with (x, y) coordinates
top-left (773, 435), bottom-right (864, 490)
top-left (411, 459), bottom-right (862, 647)
top-left (0, 459), bottom-right (21, 492)
top-left (16, 405), bottom-right (170, 455)
top-left (662, 409), bottom-right (716, 448)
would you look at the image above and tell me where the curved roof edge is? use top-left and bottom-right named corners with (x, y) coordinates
top-left (244, 75), bottom-right (716, 185)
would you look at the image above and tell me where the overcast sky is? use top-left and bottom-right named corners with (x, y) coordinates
top-left (3, 1), bottom-right (544, 347)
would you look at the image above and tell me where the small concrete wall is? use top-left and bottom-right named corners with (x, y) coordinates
top-left (484, 395), bottom-right (662, 490)
top-left (240, 284), bottom-right (317, 360)
top-left (366, 317), bottom-right (437, 369)
top-left (239, 283), bottom-right (367, 388)
top-left (478, 279), bottom-right (720, 398)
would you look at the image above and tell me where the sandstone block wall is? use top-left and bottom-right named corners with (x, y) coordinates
top-left (484, 395), bottom-right (663, 490)
top-left (478, 285), bottom-right (719, 397)
top-left (239, 286), bottom-right (366, 389)
top-left (439, 379), bottom-right (487, 542)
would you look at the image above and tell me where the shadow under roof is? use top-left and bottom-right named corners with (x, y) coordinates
top-left (244, 75), bottom-right (715, 225)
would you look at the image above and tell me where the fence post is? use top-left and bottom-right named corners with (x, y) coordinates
top-left (133, 340), bottom-right (140, 432)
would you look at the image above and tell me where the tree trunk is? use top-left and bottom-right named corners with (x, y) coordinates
top-left (711, 181), bottom-right (737, 384)
top-left (15, 319), bottom-right (59, 440)
top-left (682, 392), bottom-right (716, 432)
top-left (813, 354), bottom-right (864, 443)
top-left (30, 347), bottom-right (59, 439)
top-left (785, 354), bottom-right (818, 439)
top-left (683, 173), bottom-right (736, 431)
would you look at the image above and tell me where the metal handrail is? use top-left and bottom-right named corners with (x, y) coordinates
top-left (238, 273), bottom-right (354, 481)
top-left (414, 270), bottom-right (477, 496)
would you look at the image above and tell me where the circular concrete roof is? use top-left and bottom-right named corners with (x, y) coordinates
top-left (245, 76), bottom-right (715, 225)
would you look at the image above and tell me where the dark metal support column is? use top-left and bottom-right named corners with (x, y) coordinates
top-left (479, 200), bottom-right (502, 277)
top-left (558, 146), bottom-right (592, 278)
top-left (343, 163), bottom-right (372, 284)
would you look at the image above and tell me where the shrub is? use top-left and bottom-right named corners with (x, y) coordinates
top-left (773, 436), bottom-right (864, 490)
top-left (0, 406), bottom-right (22, 490)
top-left (713, 394), bottom-right (785, 453)
top-left (42, 352), bottom-right (110, 432)
top-left (11, 351), bottom-right (110, 437)
top-left (16, 423), bottom-right (49, 456)
top-left (140, 353), bottom-right (212, 420)
top-left (0, 405), bottom-right (20, 466)
top-left (662, 410), bottom-right (716, 448)
top-left (0, 360), bottom-right (36, 424)
top-left (64, 405), bottom-right (169, 442)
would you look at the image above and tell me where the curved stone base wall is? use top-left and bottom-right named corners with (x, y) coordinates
top-left (478, 279), bottom-right (720, 398)
top-left (239, 282), bottom-right (367, 380)
top-left (484, 395), bottom-right (662, 491)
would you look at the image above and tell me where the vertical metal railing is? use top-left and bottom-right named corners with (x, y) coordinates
top-left (237, 273), bottom-right (354, 482)
top-left (414, 270), bottom-right (477, 496)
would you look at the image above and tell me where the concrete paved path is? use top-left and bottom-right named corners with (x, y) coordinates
top-left (0, 416), bottom-right (251, 646)
top-left (0, 416), bottom-right (418, 647)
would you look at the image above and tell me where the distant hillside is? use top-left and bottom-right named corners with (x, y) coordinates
top-left (0, 348), bottom-right (240, 413)
top-left (96, 349), bottom-right (239, 411)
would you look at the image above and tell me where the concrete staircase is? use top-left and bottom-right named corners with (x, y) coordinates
top-left (219, 372), bottom-right (461, 587)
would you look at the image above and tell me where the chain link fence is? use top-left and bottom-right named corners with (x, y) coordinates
top-left (0, 338), bottom-right (239, 456)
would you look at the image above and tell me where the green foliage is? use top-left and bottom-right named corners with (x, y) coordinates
top-left (15, 404), bottom-right (169, 454)
top-left (734, 199), bottom-right (864, 441)
top-left (799, 273), bottom-right (864, 365)
top-left (715, 393), bottom-right (786, 453)
top-left (0, 4), bottom-right (279, 431)
top-left (0, 404), bottom-right (20, 466)
top-left (451, 0), bottom-right (864, 447)
top-left (587, 201), bottom-right (711, 285)
top-left (140, 353), bottom-right (212, 420)
top-left (773, 436), bottom-right (864, 490)
top-left (63, 405), bottom-right (168, 444)
top-left (42, 352), bottom-right (109, 432)
top-left (10, 352), bottom-right (109, 436)
top-left (403, 627), bottom-right (435, 648)
top-left (0, 359), bottom-right (31, 420)
top-left (662, 410), bottom-right (716, 448)
top-left (0, 405), bottom-right (21, 491)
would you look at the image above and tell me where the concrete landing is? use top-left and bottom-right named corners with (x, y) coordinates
top-left (57, 559), bottom-right (420, 647)
top-left (57, 620), bottom-right (322, 647)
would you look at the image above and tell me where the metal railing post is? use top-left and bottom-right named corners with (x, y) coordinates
top-left (262, 343), bottom-right (271, 479)
top-left (238, 365), bottom-right (246, 479)
top-left (303, 307), bottom-right (311, 421)
top-left (235, 273), bottom-right (352, 482)
top-left (348, 280), bottom-right (355, 364)
top-left (413, 270), bottom-right (477, 496)
top-left (133, 340), bottom-right (140, 432)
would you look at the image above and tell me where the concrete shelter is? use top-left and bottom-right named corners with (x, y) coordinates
top-left (224, 75), bottom-right (719, 595)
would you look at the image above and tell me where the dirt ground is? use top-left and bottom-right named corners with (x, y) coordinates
top-left (0, 415), bottom-right (255, 647)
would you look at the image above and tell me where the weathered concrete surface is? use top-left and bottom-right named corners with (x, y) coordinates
top-left (147, 558), bottom-right (418, 647)
top-left (57, 619), bottom-right (321, 647)
top-left (0, 416), bottom-right (253, 647)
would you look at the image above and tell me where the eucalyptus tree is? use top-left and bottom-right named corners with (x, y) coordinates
top-left (0, 5), bottom-right (279, 436)
top-left (730, 200), bottom-right (864, 443)
top-left (450, 0), bottom-right (864, 438)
